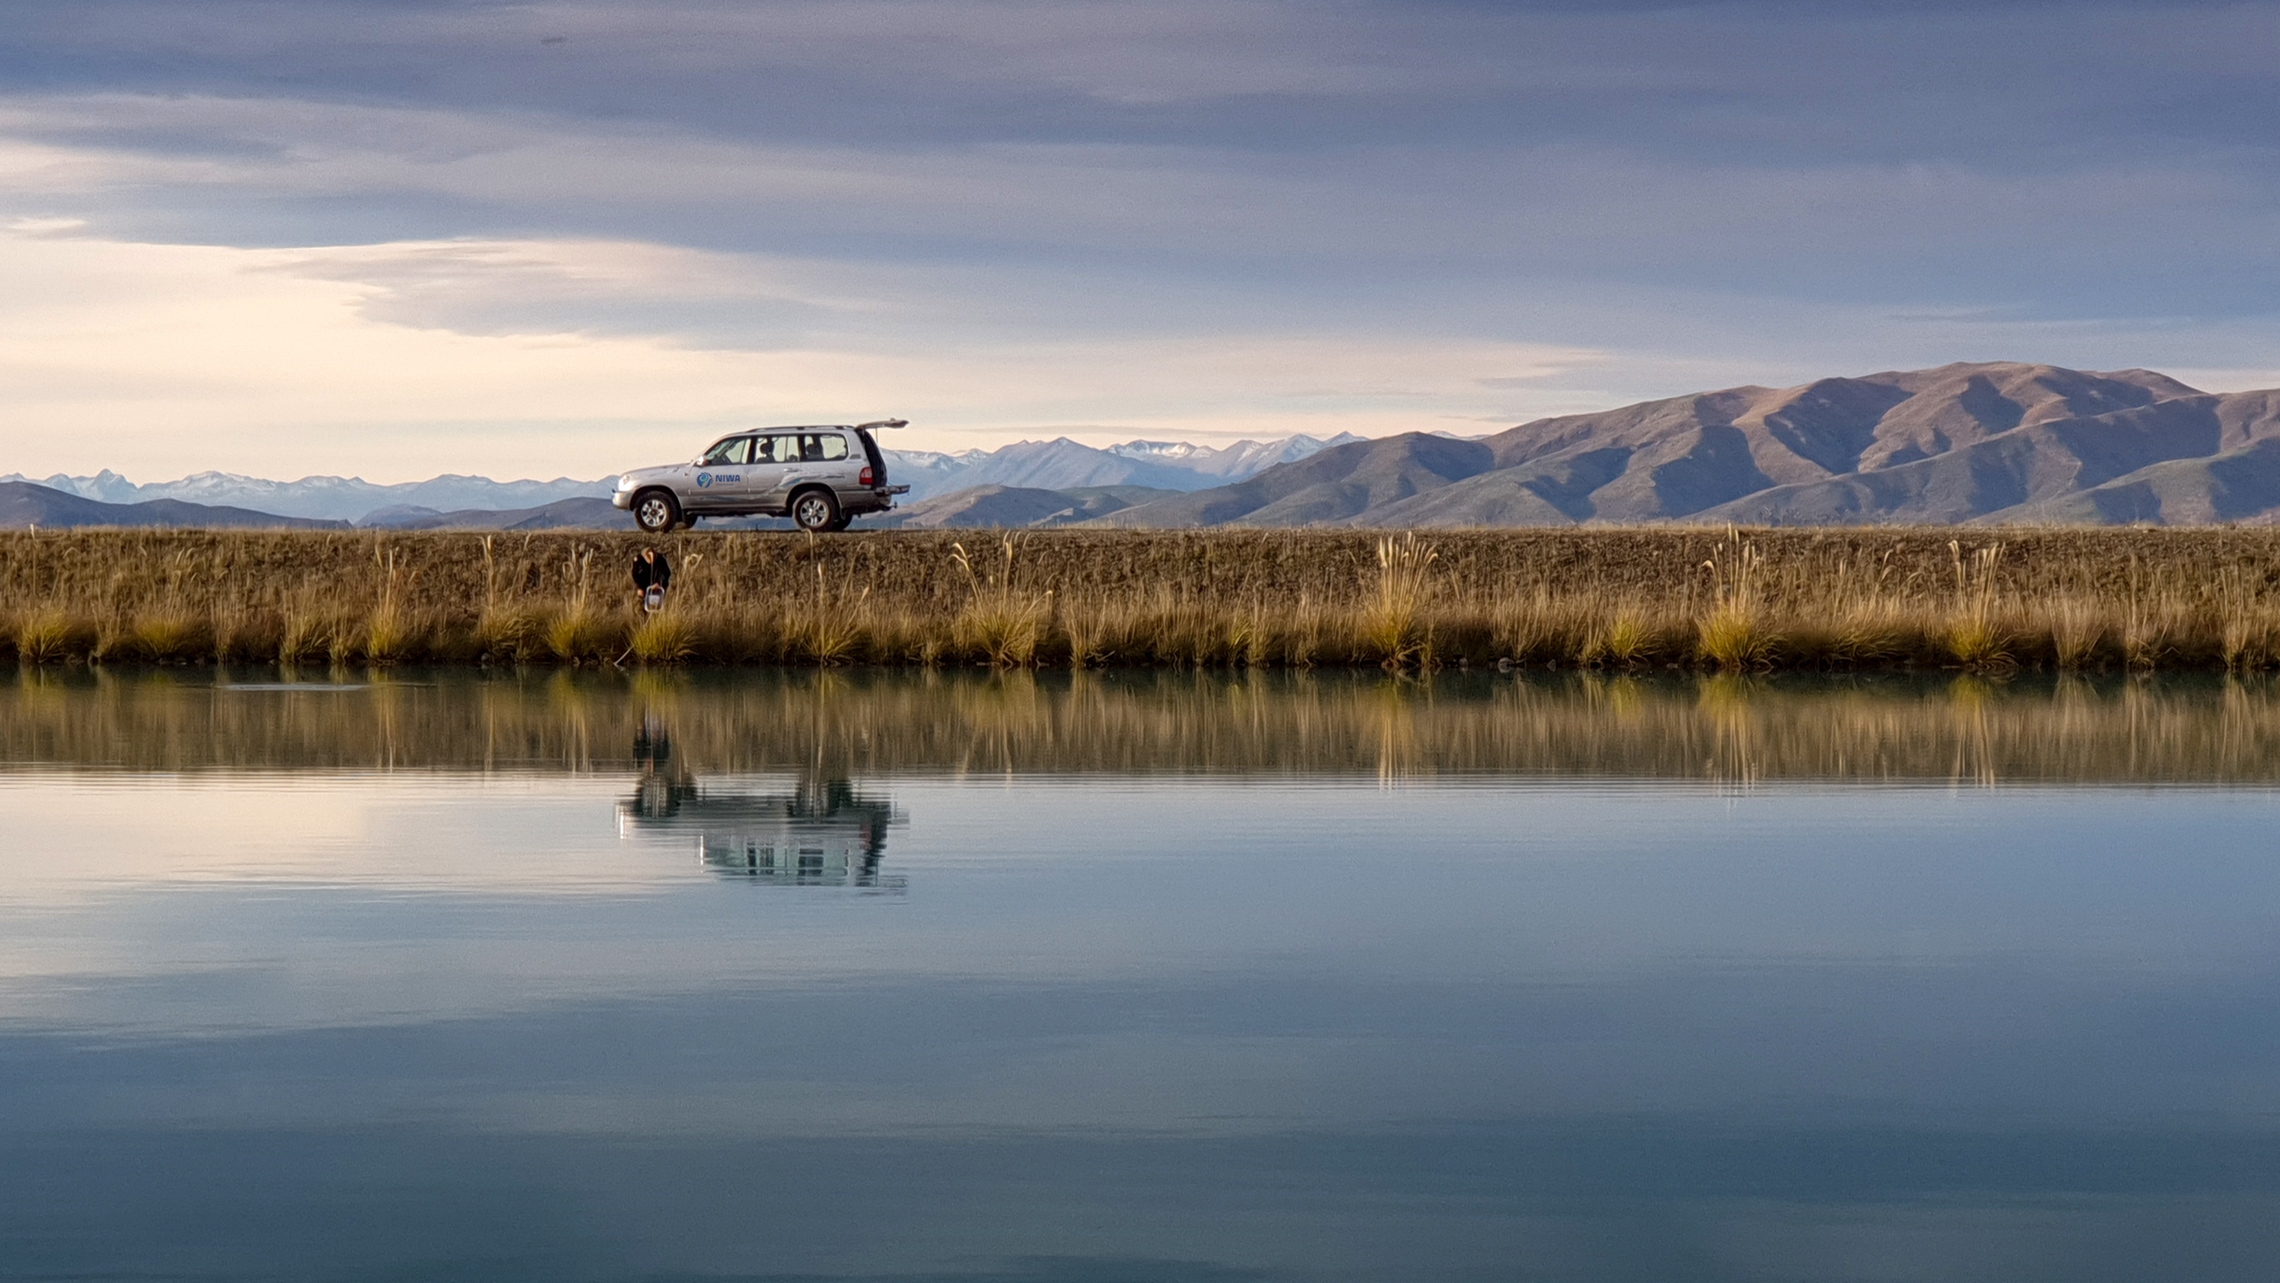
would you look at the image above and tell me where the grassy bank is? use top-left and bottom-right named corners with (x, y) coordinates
top-left (4, 526), bottom-right (2280, 670)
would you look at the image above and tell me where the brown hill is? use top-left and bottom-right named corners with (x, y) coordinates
top-left (1095, 363), bottom-right (2280, 527)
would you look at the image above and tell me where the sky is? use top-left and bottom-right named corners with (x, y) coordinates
top-left (4, 0), bottom-right (2280, 481)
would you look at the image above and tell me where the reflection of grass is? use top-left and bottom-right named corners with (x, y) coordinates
top-left (17, 665), bottom-right (2280, 786)
top-left (9, 526), bottom-right (2280, 672)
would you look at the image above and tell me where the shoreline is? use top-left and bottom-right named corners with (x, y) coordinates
top-left (4, 526), bottom-right (2279, 671)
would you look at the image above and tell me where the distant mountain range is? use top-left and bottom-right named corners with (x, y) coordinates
top-left (0, 433), bottom-right (1360, 527)
top-left (883, 433), bottom-right (1362, 499)
top-left (0, 481), bottom-right (348, 531)
top-left (19, 368), bottom-right (2280, 530)
top-left (0, 470), bottom-right (615, 523)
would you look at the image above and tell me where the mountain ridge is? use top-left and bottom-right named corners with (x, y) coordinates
top-left (0, 482), bottom-right (351, 531)
top-left (1097, 363), bottom-right (2280, 528)
top-left (19, 367), bottom-right (2280, 531)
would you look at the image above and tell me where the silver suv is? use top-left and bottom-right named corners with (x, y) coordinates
top-left (612, 419), bottom-right (911, 533)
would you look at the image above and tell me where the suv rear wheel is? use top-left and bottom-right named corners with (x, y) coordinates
top-left (633, 489), bottom-right (680, 534)
top-left (790, 487), bottom-right (841, 532)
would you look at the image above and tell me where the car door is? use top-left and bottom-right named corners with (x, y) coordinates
top-left (687, 435), bottom-right (754, 511)
top-left (803, 430), bottom-right (864, 502)
top-left (746, 433), bottom-right (800, 512)
top-left (769, 431), bottom-right (859, 509)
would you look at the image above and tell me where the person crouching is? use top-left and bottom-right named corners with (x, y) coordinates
top-left (632, 547), bottom-right (672, 613)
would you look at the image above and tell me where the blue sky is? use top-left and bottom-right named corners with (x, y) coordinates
top-left (4, 0), bottom-right (2278, 479)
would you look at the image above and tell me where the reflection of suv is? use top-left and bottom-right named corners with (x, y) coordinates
top-left (615, 779), bottom-right (903, 891)
top-left (612, 420), bottom-right (911, 533)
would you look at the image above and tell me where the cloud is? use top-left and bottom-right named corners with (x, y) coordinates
top-left (4, 1), bottom-right (2280, 476)
top-left (266, 238), bottom-right (855, 346)
top-left (12, 89), bottom-right (2279, 319)
top-left (0, 221), bottom-right (1617, 479)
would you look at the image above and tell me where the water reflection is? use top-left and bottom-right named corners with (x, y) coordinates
top-left (12, 666), bottom-right (2280, 784)
top-left (3, 668), bottom-right (2280, 1280)
top-left (617, 710), bottom-right (904, 888)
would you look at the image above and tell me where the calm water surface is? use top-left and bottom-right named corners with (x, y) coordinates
top-left (2, 669), bottom-right (2279, 1282)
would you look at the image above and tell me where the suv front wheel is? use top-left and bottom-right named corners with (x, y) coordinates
top-left (790, 488), bottom-right (841, 532)
top-left (633, 489), bottom-right (681, 534)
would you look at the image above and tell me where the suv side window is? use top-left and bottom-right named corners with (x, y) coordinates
top-left (801, 433), bottom-right (848, 461)
top-left (757, 434), bottom-right (800, 464)
top-left (701, 436), bottom-right (752, 466)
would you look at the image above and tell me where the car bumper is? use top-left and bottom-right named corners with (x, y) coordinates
top-left (612, 490), bottom-right (635, 510)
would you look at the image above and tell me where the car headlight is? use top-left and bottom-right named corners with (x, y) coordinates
top-left (615, 474), bottom-right (634, 491)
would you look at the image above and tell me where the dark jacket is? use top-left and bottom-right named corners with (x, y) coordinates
top-left (632, 553), bottom-right (672, 591)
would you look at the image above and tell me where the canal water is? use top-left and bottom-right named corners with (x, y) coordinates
top-left (1, 669), bottom-right (2277, 1281)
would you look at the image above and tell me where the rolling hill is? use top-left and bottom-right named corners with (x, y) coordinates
top-left (1098, 363), bottom-right (2280, 527)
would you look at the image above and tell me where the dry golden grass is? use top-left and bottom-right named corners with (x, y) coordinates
top-left (3, 524), bottom-right (2280, 670)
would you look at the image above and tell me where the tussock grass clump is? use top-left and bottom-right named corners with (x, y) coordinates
top-left (473, 608), bottom-right (535, 661)
top-left (628, 612), bottom-right (698, 664)
top-left (10, 609), bottom-right (90, 663)
top-left (362, 548), bottom-right (416, 665)
top-left (122, 611), bottom-right (212, 663)
top-left (951, 537), bottom-right (1047, 667)
top-left (1697, 535), bottom-right (1774, 669)
top-left (544, 608), bottom-right (617, 662)
top-left (1945, 541), bottom-right (2013, 670)
top-left (1362, 533), bottom-right (1438, 670)
top-left (3, 525), bottom-right (2280, 672)
top-left (2045, 595), bottom-right (2105, 670)
top-left (1580, 611), bottom-right (1667, 669)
